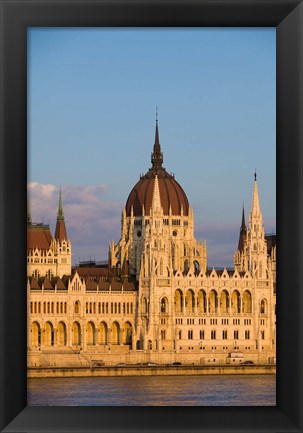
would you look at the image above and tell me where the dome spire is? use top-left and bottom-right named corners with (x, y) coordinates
top-left (151, 108), bottom-right (163, 169)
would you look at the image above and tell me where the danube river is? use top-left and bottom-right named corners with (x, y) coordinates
top-left (28, 374), bottom-right (276, 406)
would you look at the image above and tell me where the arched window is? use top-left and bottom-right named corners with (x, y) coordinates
top-left (197, 290), bottom-right (207, 314)
top-left (260, 299), bottom-right (267, 314)
top-left (57, 321), bottom-right (67, 346)
top-left (211, 330), bottom-right (216, 340)
top-left (31, 321), bottom-right (41, 347)
top-left (186, 289), bottom-right (195, 314)
top-left (160, 297), bottom-right (168, 314)
top-left (209, 290), bottom-right (218, 314)
top-left (184, 259), bottom-right (189, 273)
top-left (194, 260), bottom-right (200, 274)
top-left (111, 321), bottom-right (120, 345)
top-left (86, 321), bottom-right (96, 345)
top-left (174, 289), bottom-right (183, 314)
top-left (142, 297), bottom-right (148, 314)
top-left (72, 321), bottom-right (81, 346)
top-left (220, 290), bottom-right (229, 314)
top-left (74, 300), bottom-right (80, 314)
top-left (99, 322), bottom-right (108, 345)
top-left (44, 321), bottom-right (54, 346)
top-left (123, 322), bottom-right (132, 346)
top-left (243, 290), bottom-right (252, 313)
top-left (232, 290), bottom-right (241, 314)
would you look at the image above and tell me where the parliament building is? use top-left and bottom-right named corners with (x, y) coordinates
top-left (27, 119), bottom-right (276, 368)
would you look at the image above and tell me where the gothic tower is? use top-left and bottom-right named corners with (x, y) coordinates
top-left (234, 173), bottom-right (268, 279)
top-left (55, 188), bottom-right (72, 277)
top-left (109, 115), bottom-right (207, 348)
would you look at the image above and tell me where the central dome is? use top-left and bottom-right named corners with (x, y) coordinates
top-left (125, 119), bottom-right (189, 217)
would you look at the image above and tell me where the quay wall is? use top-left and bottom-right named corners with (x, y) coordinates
top-left (28, 365), bottom-right (276, 378)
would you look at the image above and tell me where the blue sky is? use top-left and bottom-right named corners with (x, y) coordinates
top-left (28, 28), bottom-right (276, 267)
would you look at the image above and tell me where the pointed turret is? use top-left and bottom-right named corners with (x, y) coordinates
top-left (246, 172), bottom-right (267, 277)
top-left (55, 187), bottom-right (67, 241)
top-left (237, 205), bottom-right (247, 252)
top-left (151, 174), bottom-right (162, 212)
top-left (151, 109), bottom-right (163, 169)
top-left (251, 171), bottom-right (261, 217)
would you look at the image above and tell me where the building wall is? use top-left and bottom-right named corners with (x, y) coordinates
top-left (27, 177), bottom-right (276, 367)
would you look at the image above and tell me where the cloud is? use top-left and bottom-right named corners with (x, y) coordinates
top-left (28, 182), bottom-right (123, 263)
top-left (28, 182), bottom-right (276, 268)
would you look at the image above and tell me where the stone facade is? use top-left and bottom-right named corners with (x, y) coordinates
top-left (27, 121), bottom-right (276, 368)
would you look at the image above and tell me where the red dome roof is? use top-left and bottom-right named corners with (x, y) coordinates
top-left (125, 169), bottom-right (189, 217)
top-left (125, 118), bottom-right (189, 217)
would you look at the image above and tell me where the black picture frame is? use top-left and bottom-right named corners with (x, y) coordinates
top-left (1, 0), bottom-right (302, 432)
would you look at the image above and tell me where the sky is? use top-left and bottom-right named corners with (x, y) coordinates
top-left (28, 28), bottom-right (276, 267)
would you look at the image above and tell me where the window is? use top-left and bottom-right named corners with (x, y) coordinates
top-left (222, 330), bottom-right (228, 340)
top-left (161, 330), bottom-right (166, 340)
top-left (245, 330), bottom-right (250, 339)
top-left (234, 330), bottom-right (239, 339)
top-left (260, 299), bottom-right (267, 314)
top-left (188, 330), bottom-right (193, 339)
top-left (211, 330), bottom-right (216, 340)
top-left (160, 298), bottom-right (167, 313)
top-left (200, 330), bottom-right (204, 339)
top-left (261, 330), bottom-right (265, 339)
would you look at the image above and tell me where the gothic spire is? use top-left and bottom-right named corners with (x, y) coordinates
top-left (151, 109), bottom-right (163, 169)
top-left (151, 174), bottom-right (162, 212)
top-left (251, 172), bottom-right (261, 216)
top-left (55, 187), bottom-right (67, 241)
top-left (241, 204), bottom-right (246, 231)
top-left (57, 186), bottom-right (64, 221)
top-left (237, 204), bottom-right (247, 252)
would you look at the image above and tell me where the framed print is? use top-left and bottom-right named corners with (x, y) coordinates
top-left (1, 0), bottom-right (302, 432)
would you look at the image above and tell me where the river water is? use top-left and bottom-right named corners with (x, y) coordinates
top-left (27, 374), bottom-right (276, 406)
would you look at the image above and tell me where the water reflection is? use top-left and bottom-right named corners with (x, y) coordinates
top-left (27, 375), bottom-right (276, 406)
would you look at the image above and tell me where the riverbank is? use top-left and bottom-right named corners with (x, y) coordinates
top-left (28, 364), bottom-right (276, 378)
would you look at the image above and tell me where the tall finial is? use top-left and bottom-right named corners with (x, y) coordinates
top-left (151, 110), bottom-right (163, 169)
top-left (55, 186), bottom-right (67, 241)
top-left (57, 186), bottom-right (64, 221)
top-left (241, 204), bottom-right (246, 230)
top-left (254, 169), bottom-right (257, 181)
